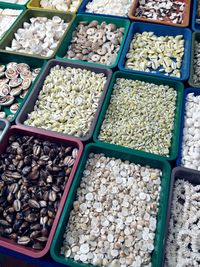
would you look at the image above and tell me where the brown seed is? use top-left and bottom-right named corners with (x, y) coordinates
top-left (28, 199), bottom-right (40, 209)
top-left (49, 190), bottom-right (57, 202)
top-left (17, 236), bottom-right (31, 245)
top-left (13, 199), bottom-right (21, 212)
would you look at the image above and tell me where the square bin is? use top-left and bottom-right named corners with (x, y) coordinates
top-left (192, 0), bottom-right (200, 31)
top-left (129, 0), bottom-right (191, 28)
top-left (0, 52), bottom-right (45, 123)
top-left (0, 0), bottom-right (29, 7)
top-left (0, 125), bottom-right (83, 258)
top-left (50, 143), bottom-right (171, 267)
top-left (0, 2), bottom-right (25, 41)
top-left (0, 119), bottom-right (9, 142)
top-left (56, 14), bottom-right (130, 69)
top-left (77, 0), bottom-right (131, 19)
top-left (16, 58), bottom-right (113, 142)
top-left (163, 166), bottom-right (200, 266)
top-left (188, 32), bottom-right (200, 88)
top-left (27, 0), bottom-right (83, 13)
top-left (0, 9), bottom-right (75, 60)
top-left (176, 88), bottom-right (200, 168)
top-left (118, 22), bottom-right (192, 81)
top-left (93, 71), bottom-right (184, 161)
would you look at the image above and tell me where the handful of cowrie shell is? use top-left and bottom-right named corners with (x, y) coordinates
top-left (0, 62), bottom-right (41, 121)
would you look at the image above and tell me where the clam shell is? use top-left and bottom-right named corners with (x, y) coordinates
top-left (9, 78), bottom-right (23, 88)
top-left (0, 65), bottom-right (5, 73)
top-left (10, 86), bottom-right (22, 96)
top-left (22, 78), bottom-right (31, 90)
top-left (5, 68), bottom-right (18, 79)
top-left (17, 63), bottom-right (30, 73)
top-left (0, 84), bottom-right (10, 96)
top-left (7, 62), bottom-right (18, 70)
top-left (0, 95), bottom-right (14, 106)
top-left (10, 103), bottom-right (20, 114)
top-left (20, 70), bottom-right (32, 80)
top-left (0, 112), bottom-right (6, 119)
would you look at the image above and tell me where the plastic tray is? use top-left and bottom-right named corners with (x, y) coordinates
top-left (162, 166), bottom-right (200, 266)
top-left (129, 0), bottom-right (191, 27)
top-left (0, 9), bottom-right (75, 60)
top-left (93, 71), bottom-right (184, 161)
top-left (78, 0), bottom-right (129, 19)
top-left (51, 143), bottom-right (171, 267)
top-left (188, 32), bottom-right (200, 87)
top-left (0, 119), bottom-right (9, 142)
top-left (0, 52), bottom-right (45, 123)
top-left (0, 0), bottom-right (28, 7)
top-left (0, 125), bottom-right (83, 258)
top-left (192, 0), bottom-right (200, 31)
top-left (118, 22), bottom-right (192, 81)
top-left (0, 2), bottom-right (25, 41)
top-left (176, 87), bottom-right (200, 167)
top-left (56, 14), bottom-right (130, 69)
top-left (16, 58), bottom-right (113, 142)
top-left (27, 0), bottom-right (83, 13)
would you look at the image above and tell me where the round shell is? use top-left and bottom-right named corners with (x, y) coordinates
top-left (22, 78), bottom-right (31, 90)
top-left (10, 103), bottom-right (20, 114)
top-left (9, 78), bottom-right (23, 88)
top-left (0, 111), bottom-right (6, 119)
top-left (0, 95), bottom-right (14, 106)
top-left (10, 86), bottom-right (22, 96)
top-left (0, 84), bottom-right (10, 96)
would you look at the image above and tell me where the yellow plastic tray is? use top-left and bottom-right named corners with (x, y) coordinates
top-left (27, 0), bottom-right (83, 13)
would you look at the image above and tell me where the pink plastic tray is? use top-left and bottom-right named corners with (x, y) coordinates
top-left (0, 125), bottom-right (83, 258)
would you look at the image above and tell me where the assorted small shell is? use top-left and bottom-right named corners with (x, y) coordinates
top-left (5, 16), bottom-right (69, 57)
top-left (24, 65), bottom-right (107, 137)
top-left (0, 62), bottom-right (40, 121)
top-left (65, 20), bottom-right (125, 66)
top-left (61, 153), bottom-right (161, 266)
top-left (166, 179), bottom-right (200, 266)
top-left (0, 8), bottom-right (23, 39)
top-left (40, 0), bottom-right (81, 12)
top-left (125, 31), bottom-right (184, 78)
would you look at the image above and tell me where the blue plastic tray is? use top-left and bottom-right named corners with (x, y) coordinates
top-left (78, 0), bottom-right (129, 19)
top-left (192, 0), bottom-right (200, 31)
top-left (118, 22), bottom-right (192, 81)
top-left (176, 88), bottom-right (200, 167)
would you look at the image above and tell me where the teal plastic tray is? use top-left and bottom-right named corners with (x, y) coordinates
top-left (50, 143), bottom-right (171, 267)
top-left (93, 71), bottom-right (184, 161)
top-left (56, 14), bottom-right (130, 69)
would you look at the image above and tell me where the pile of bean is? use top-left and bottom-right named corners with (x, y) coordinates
top-left (6, 16), bottom-right (69, 57)
top-left (61, 153), bottom-right (161, 266)
top-left (0, 62), bottom-right (40, 121)
top-left (0, 8), bottom-right (23, 39)
top-left (85, 0), bottom-right (132, 17)
top-left (125, 32), bottom-right (184, 78)
top-left (0, 134), bottom-right (78, 250)
top-left (24, 65), bottom-right (107, 137)
top-left (99, 78), bottom-right (177, 156)
top-left (65, 20), bottom-right (125, 66)
top-left (135, 0), bottom-right (185, 24)
top-left (192, 41), bottom-right (200, 86)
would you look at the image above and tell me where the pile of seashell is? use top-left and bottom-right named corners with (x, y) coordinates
top-left (0, 8), bottom-right (23, 39)
top-left (40, 0), bottom-right (81, 12)
top-left (181, 93), bottom-right (200, 170)
top-left (61, 153), bottom-right (161, 266)
top-left (65, 20), bottom-right (125, 66)
top-left (98, 78), bottom-right (177, 156)
top-left (166, 179), bottom-right (200, 266)
top-left (135, 0), bottom-right (185, 24)
top-left (0, 62), bottom-right (40, 121)
top-left (125, 31), bottom-right (184, 78)
top-left (85, 0), bottom-right (132, 17)
top-left (6, 16), bottom-right (69, 57)
top-left (24, 65), bottom-right (107, 137)
top-left (0, 134), bottom-right (78, 250)
top-left (196, 0), bottom-right (200, 24)
top-left (192, 41), bottom-right (200, 85)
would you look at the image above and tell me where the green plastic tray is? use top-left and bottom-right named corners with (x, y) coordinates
top-left (0, 52), bottom-right (46, 122)
top-left (0, 2), bottom-right (25, 41)
top-left (93, 71), bottom-right (184, 161)
top-left (56, 14), bottom-right (130, 69)
top-left (0, 1), bottom-right (28, 8)
top-left (0, 9), bottom-right (75, 60)
top-left (188, 32), bottom-right (200, 88)
top-left (50, 143), bottom-right (171, 267)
